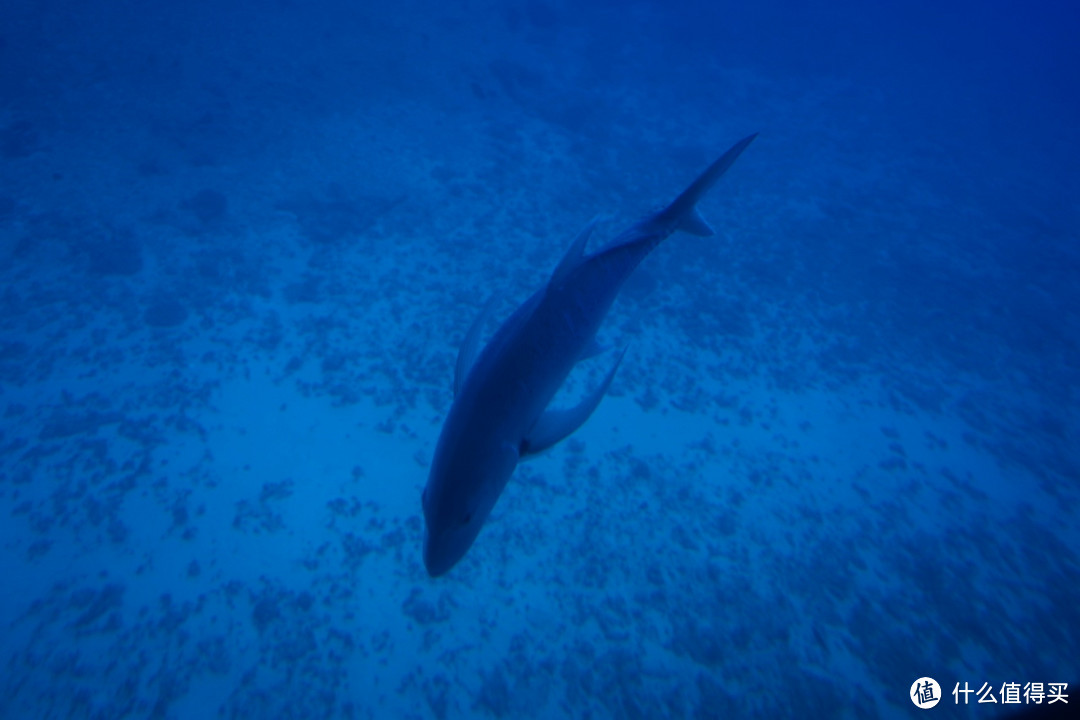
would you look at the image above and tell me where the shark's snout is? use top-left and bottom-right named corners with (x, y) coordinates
top-left (422, 528), bottom-right (456, 578)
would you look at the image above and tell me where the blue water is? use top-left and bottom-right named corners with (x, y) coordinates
top-left (1, 0), bottom-right (1076, 717)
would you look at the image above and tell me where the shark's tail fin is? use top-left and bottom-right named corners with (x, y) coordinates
top-left (658, 133), bottom-right (757, 237)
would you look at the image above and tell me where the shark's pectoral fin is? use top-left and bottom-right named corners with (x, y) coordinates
top-left (455, 296), bottom-right (498, 397)
top-left (521, 347), bottom-right (627, 457)
top-left (579, 337), bottom-right (607, 361)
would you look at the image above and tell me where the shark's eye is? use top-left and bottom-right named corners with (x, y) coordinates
top-left (461, 512), bottom-right (472, 526)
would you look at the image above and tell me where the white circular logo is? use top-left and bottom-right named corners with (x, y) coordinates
top-left (911, 677), bottom-right (941, 709)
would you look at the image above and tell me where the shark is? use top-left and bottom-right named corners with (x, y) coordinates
top-left (422, 133), bottom-right (757, 577)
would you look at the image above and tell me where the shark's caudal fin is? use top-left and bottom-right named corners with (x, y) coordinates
top-left (657, 133), bottom-right (758, 236)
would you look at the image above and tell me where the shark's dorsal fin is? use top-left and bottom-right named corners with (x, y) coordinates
top-left (521, 347), bottom-right (626, 457)
top-left (549, 215), bottom-right (603, 290)
top-left (679, 207), bottom-right (715, 236)
top-left (454, 296), bottom-right (498, 397)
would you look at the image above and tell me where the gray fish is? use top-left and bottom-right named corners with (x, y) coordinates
top-left (422, 134), bottom-right (758, 577)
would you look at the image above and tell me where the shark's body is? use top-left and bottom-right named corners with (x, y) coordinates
top-left (422, 134), bottom-right (757, 577)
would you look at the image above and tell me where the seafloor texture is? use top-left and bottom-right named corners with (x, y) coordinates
top-left (1, 0), bottom-right (1077, 718)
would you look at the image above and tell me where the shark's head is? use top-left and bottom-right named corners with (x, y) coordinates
top-left (422, 438), bottom-right (520, 577)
